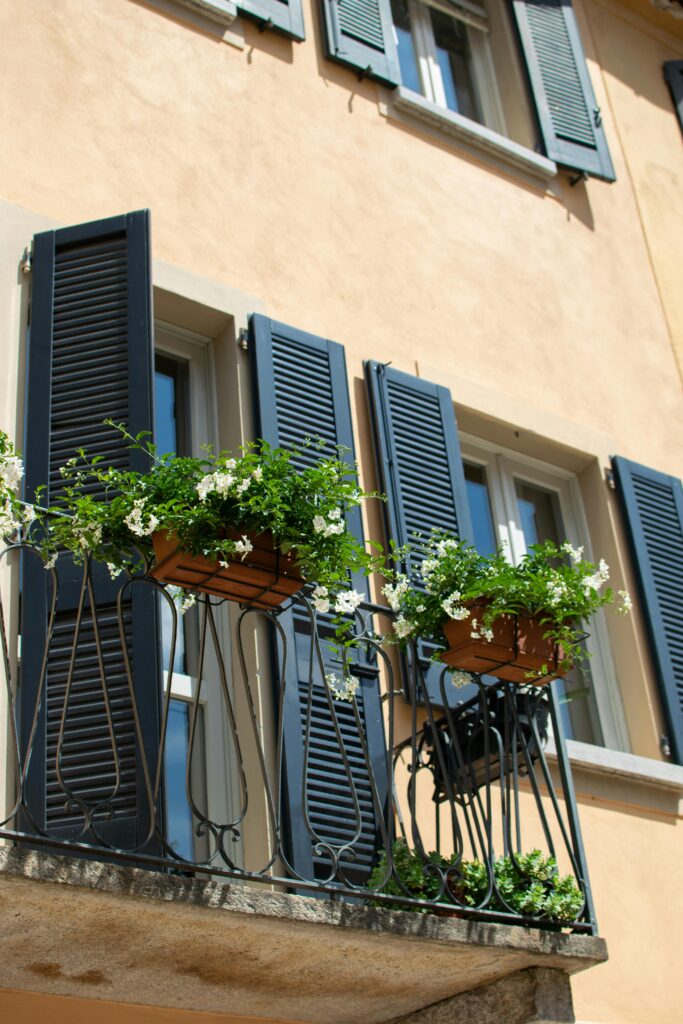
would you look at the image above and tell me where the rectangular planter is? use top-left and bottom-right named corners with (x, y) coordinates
top-left (150, 529), bottom-right (303, 609)
top-left (441, 605), bottom-right (566, 685)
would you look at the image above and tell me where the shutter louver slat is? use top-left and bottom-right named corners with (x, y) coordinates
top-left (511, 0), bottom-right (615, 181)
top-left (612, 457), bottom-right (683, 765)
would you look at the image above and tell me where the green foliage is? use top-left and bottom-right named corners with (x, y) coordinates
top-left (382, 534), bottom-right (631, 672)
top-left (0, 430), bottom-right (35, 539)
top-left (366, 839), bottom-right (584, 925)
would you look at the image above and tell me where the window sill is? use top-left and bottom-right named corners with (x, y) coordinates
top-left (390, 87), bottom-right (557, 183)
top-left (545, 737), bottom-right (683, 795)
top-left (172, 0), bottom-right (237, 25)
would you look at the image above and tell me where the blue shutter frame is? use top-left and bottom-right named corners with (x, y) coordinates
top-left (250, 315), bottom-right (387, 884)
top-left (21, 211), bottom-right (161, 848)
top-left (365, 361), bottom-right (475, 708)
top-left (612, 457), bottom-right (683, 765)
top-left (238, 0), bottom-right (305, 40)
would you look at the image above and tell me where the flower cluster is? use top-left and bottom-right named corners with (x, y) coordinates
top-left (383, 534), bottom-right (631, 671)
top-left (325, 671), bottom-right (359, 702)
top-left (0, 432), bottom-right (34, 540)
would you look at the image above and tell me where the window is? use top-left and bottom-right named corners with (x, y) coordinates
top-left (390, 0), bottom-right (507, 134)
top-left (461, 437), bottom-right (628, 750)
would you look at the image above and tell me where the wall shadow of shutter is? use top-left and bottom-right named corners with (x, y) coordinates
top-left (320, 0), bottom-right (401, 86)
top-left (365, 361), bottom-right (476, 710)
top-left (250, 315), bottom-right (387, 886)
top-left (20, 211), bottom-right (160, 850)
top-left (510, 0), bottom-right (615, 181)
top-left (612, 456), bottom-right (683, 765)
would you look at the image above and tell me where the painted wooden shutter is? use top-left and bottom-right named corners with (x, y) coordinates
top-left (365, 361), bottom-right (475, 708)
top-left (510, 0), bottom-right (615, 181)
top-left (238, 0), bottom-right (305, 39)
top-left (21, 211), bottom-right (160, 848)
top-left (612, 457), bottom-right (683, 765)
top-left (664, 61), bottom-right (683, 136)
top-left (250, 315), bottom-right (386, 883)
top-left (320, 0), bottom-right (400, 86)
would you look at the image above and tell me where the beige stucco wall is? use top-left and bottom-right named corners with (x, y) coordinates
top-left (1, 1), bottom-right (682, 1022)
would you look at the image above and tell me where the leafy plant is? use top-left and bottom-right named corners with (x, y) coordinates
top-left (0, 430), bottom-right (35, 538)
top-left (382, 534), bottom-right (632, 673)
top-left (366, 839), bottom-right (584, 924)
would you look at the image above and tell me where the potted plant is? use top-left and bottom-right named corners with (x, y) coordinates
top-left (35, 422), bottom-right (383, 612)
top-left (382, 535), bottom-right (632, 684)
top-left (366, 839), bottom-right (584, 925)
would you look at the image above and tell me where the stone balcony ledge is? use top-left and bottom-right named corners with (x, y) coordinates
top-left (0, 847), bottom-right (606, 1024)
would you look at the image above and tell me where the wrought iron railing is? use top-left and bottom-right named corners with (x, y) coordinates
top-left (0, 536), bottom-right (597, 933)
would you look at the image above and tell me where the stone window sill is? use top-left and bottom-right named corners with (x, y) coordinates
top-left (545, 738), bottom-right (683, 795)
top-left (388, 87), bottom-right (557, 183)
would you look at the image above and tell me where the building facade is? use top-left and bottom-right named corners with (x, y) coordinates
top-left (0, 0), bottom-right (682, 1022)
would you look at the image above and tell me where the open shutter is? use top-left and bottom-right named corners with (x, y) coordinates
top-left (612, 457), bottom-right (683, 765)
top-left (250, 315), bottom-right (386, 884)
top-left (510, 0), bottom-right (615, 181)
top-left (320, 0), bottom-right (400, 86)
top-left (664, 61), bottom-right (683, 136)
top-left (365, 361), bottom-right (475, 708)
top-left (238, 0), bottom-right (305, 39)
top-left (21, 211), bottom-right (160, 849)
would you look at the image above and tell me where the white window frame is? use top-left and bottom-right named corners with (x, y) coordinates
top-left (154, 321), bottom-right (244, 866)
top-left (460, 434), bottom-right (630, 753)
top-left (398, 0), bottom-right (507, 135)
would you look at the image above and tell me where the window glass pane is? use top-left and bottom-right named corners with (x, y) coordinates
top-left (464, 463), bottom-right (497, 555)
top-left (430, 10), bottom-right (481, 122)
top-left (155, 370), bottom-right (177, 456)
top-left (164, 700), bottom-right (196, 860)
top-left (391, 0), bottom-right (423, 95)
top-left (514, 479), bottom-right (562, 548)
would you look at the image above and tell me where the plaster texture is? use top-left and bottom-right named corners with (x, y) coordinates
top-left (0, 849), bottom-right (605, 1024)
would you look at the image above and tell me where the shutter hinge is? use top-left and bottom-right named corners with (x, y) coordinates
top-left (358, 65), bottom-right (373, 81)
top-left (20, 247), bottom-right (32, 276)
top-left (258, 16), bottom-right (273, 31)
top-left (605, 468), bottom-right (616, 490)
top-left (594, 106), bottom-right (602, 128)
top-left (237, 328), bottom-right (249, 351)
top-left (569, 170), bottom-right (588, 187)
top-left (661, 735), bottom-right (671, 758)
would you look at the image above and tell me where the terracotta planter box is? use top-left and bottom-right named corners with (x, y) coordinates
top-left (441, 605), bottom-right (567, 685)
top-left (150, 529), bottom-right (303, 609)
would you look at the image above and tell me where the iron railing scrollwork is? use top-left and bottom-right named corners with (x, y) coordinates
top-left (0, 535), bottom-right (597, 934)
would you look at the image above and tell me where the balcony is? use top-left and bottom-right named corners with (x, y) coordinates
top-left (0, 538), bottom-right (606, 1022)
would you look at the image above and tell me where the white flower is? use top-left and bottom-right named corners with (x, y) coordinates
top-left (482, 627), bottom-right (494, 642)
top-left (382, 576), bottom-right (409, 613)
top-left (326, 672), bottom-right (359, 702)
top-left (598, 558), bottom-right (610, 581)
top-left (123, 500), bottom-right (158, 538)
top-left (618, 589), bottom-right (633, 614)
top-left (328, 508), bottom-right (343, 521)
top-left (252, 466), bottom-right (263, 481)
top-left (0, 455), bottom-right (24, 490)
top-left (236, 478), bottom-right (251, 494)
top-left (561, 542), bottom-right (584, 564)
top-left (43, 553), bottom-right (58, 570)
top-left (233, 535), bottom-right (253, 560)
top-left (197, 475), bottom-right (215, 501)
top-left (323, 521), bottom-right (345, 537)
top-left (436, 538), bottom-right (457, 558)
top-left (223, 458), bottom-right (237, 470)
top-left (547, 577), bottom-right (568, 606)
top-left (450, 670), bottom-right (472, 689)
top-left (311, 585), bottom-right (330, 614)
top-left (420, 558), bottom-right (438, 579)
top-left (583, 559), bottom-right (610, 595)
top-left (22, 504), bottom-right (36, 524)
top-left (313, 515), bottom-right (327, 534)
top-left (168, 586), bottom-right (196, 615)
top-left (212, 472), bottom-right (234, 497)
top-left (0, 497), bottom-right (21, 538)
top-left (107, 562), bottom-right (123, 580)
top-left (441, 593), bottom-right (470, 620)
top-left (334, 589), bottom-right (364, 615)
top-left (394, 615), bottom-right (414, 638)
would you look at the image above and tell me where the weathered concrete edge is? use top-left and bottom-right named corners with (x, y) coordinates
top-left (0, 847), bottom-right (607, 971)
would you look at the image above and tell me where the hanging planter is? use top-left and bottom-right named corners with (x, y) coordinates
top-left (441, 605), bottom-right (566, 685)
top-left (151, 528), bottom-right (303, 609)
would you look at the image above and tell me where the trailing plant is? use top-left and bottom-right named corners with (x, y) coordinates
top-left (366, 839), bottom-right (584, 924)
top-left (0, 431), bottom-right (35, 538)
top-left (382, 534), bottom-right (632, 674)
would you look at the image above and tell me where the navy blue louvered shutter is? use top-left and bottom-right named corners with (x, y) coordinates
top-left (21, 211), bottom-right (161, 848)
top-left (612, 457), bottom-right (683, 765)
top-left (238, 0), bottom-right (305, 39)
top-left (250, 314), bottom-right (387, 884)
top-left (511, 0), bottom-right (615, 181)
top-left (365, 361), bottom-right (475, 708)
top-left (664, 61), bottom-right (683, 136)
top-left (320, 0), bottom-right (400, 86)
